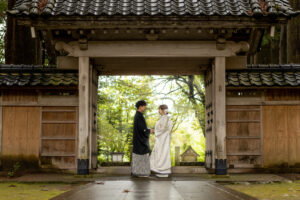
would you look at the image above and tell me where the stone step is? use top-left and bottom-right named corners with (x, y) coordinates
top-left (95, 166), bottom-right (208, 174)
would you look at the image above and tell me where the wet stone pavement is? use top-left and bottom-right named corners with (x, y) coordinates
top-left (52, 179), bottom-right (256, 200)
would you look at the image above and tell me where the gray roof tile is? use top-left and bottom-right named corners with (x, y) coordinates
top-left (0, 65), bottom-right (78, 87)
top-left (227, 64), bottom-right (300, 87)
top-left (1, 64), bottom-right (300, 87)
top-left (8, 0), bottom-right (297, 17)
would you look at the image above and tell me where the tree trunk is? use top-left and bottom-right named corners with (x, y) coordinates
top-left (5, 0), bottom-right (42, 65)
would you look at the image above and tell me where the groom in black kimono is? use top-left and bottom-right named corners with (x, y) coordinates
top-left (131, 100), bottom-right (154, 177)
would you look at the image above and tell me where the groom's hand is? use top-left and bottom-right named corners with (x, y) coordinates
top-left (150, 129), bottom-right (154, 133)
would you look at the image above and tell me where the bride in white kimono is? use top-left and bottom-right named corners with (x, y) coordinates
top-left (150, 104), bottom-right (173, 177)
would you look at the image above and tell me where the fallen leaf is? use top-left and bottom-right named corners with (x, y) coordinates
top-left (123, 189), bottom-right (130, 193)
top-left (8, 185), bottom-right (16, 187)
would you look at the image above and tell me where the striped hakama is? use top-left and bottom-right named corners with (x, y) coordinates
top-left (131, 153), bottom-right (150, 176)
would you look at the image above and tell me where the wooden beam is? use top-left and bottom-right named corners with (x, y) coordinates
top-left (55, 41), bottom-right (249, 58)
top-left (227, 152), bottom-right (261, 156)
top-left (42, 121), bottom-right (77, 124)
top-left (17, 16), bottom-right (287, 29)
top-left (227, 120), bottom-right (260, 123)
top-left (94, 57), bottom-right (209, 75)
top-left (0, 95), bottom-right (78, 107)
top-left (78, 56), bottom-right (90, 174)
top-left (41, 137), bottom-right (76, 140)
top-left (226, 97), bottom-right (300, 106)
top-left (226, 136), bottom-right (261, 139)
top-left (226, 97), bottom-right (263, 105)
top-left (57, 56), bottom-right (79, 69)
top-left (225, 56), bottom-right (247, 69)
top-left (41, 153), bottom-right (76, 157)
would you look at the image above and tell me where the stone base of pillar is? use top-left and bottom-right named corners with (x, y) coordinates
top-left (215, 159), bottom-right (227, 175)
top-left (77, 159), bottom-right (89, 175)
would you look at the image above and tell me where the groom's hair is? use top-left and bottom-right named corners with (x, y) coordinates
top-left (135, 100), bottom-right (147, 109)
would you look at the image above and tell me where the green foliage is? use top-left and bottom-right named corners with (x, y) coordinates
top-left (155, 75), bottom-right (206, 136)
top-left (97, 76), bottom-right (154, 162)
top-left (97, 75), bottom-right (206, 165)
top-left (7, 162), bottom-right (21, 177)
top-left (261, 25), bottom-right (281, 47)
top-left (0, 0), bottom-right (6, 63)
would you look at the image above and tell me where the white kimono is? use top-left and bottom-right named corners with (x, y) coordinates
top-left (150, 114), bottom-right (173, 174)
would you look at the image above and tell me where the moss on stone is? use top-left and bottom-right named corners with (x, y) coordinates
top-left (0, 182), bottom-right (70, 200)
top-left (227, 180), bottom-right (300, 200)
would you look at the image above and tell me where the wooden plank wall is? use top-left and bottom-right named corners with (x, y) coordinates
top-left (263, 105), bottom-right (300, 167)
top-left (2, 107), bottom-right (40, 156)
top-left (226, 105), bottom-right (262, 168)
top-left (40, 106), bottom-right (77, 169)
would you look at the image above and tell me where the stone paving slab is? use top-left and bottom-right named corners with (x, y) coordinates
top-left (0, 173), bottom-right (291, 183)
top-left (1, 173), bottom-right (294, 200)
top-left (50, 180), bottom-right (257, 200)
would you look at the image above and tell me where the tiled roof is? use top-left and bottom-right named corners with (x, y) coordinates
top-left (8, 0), bottom-right (297, 17)
top-left (1, 64), bottom-right (300, 87)
top-left (226, 64), bottom-right (300, 87)
top-left (0, 65), bottom-right (78, 87)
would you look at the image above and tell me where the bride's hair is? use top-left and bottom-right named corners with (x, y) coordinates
top-left (159, 104), bottom-right (169, 114)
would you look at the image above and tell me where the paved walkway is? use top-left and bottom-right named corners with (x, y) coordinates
top-left (0, 173), bottom-right (290, 183)
top-left (51, 179), bottom-right (256, 200)
top-left (1, 173), bottom-right (294, 200)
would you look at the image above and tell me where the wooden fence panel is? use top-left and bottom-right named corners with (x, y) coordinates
top-left (263, 106), bottom-right (300, 167)
top-left (40, 107), bottom-right (77, 169)
top-left (2, 107), bottom-right (40, 156)
top-left (287, 106), bottom-right (300, 165)
top-left (226, 105), bottom-right (262, 168)
top-left (42, 124), bottom-right (76, 138)
top-left (227, 123), bottom-right (260, 137)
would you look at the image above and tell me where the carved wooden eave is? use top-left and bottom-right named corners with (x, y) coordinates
top-left (11, 15), bottom-right (289, 55)
top-left (55, 40), bottom-right (250, 57)
top-left (14, 15), bottom-right (290, 29)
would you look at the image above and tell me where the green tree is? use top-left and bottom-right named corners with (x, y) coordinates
top-left (97, 76), bottom-right (155, 162)
top-left (0, 0), bottom-right (6, 63)
top-left (97, 75), bottom-right (206, 165)
top-left (154, 75), bottom-right (206, 136)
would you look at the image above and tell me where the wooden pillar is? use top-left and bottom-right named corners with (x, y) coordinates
top-left (213, 57), bottom-right (227, 175)
top-left (78, 56), bottom-right (90, 175)
top-left (204, 68), bottom-right (215, 169)
top-left (90, 67), bottom-right (99, 169)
